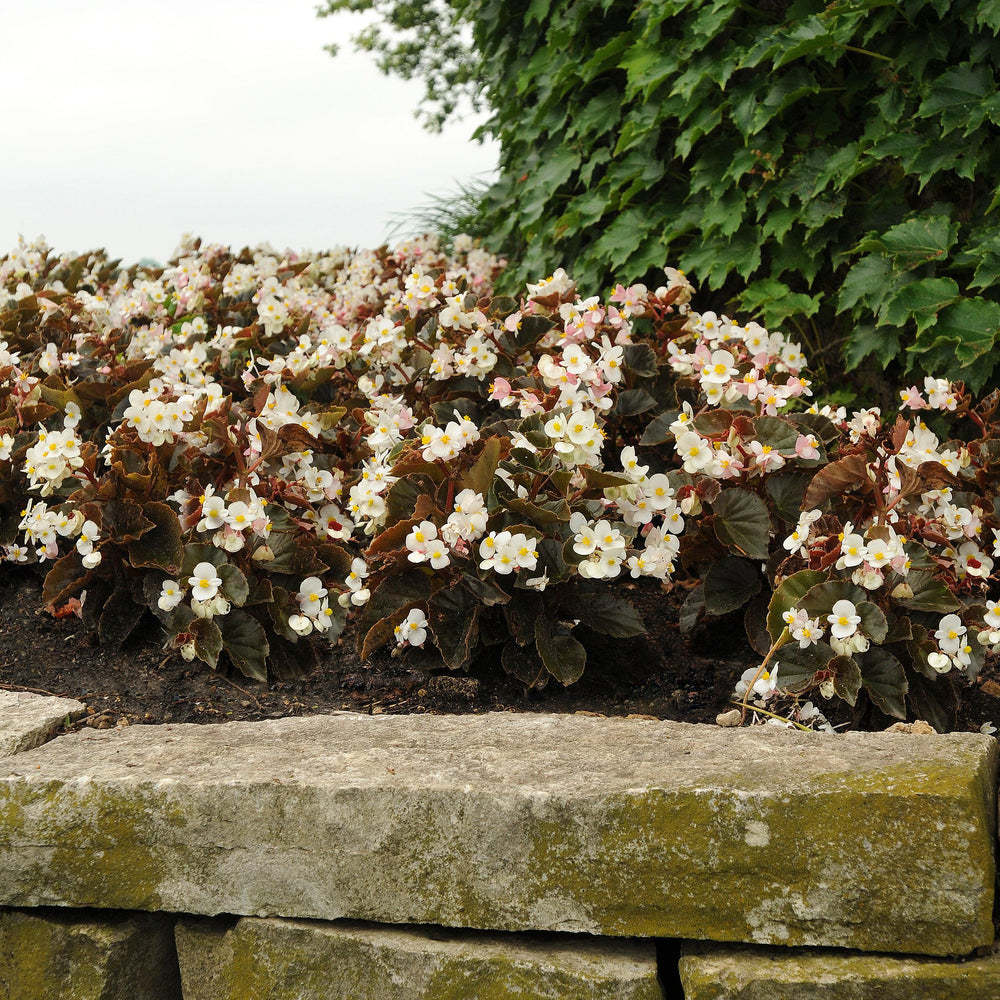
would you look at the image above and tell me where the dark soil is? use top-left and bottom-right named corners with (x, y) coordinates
top-left (1, 568), bottom-right (997, 734)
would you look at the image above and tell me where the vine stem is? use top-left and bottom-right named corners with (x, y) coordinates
top-left (837, 43), bottom-right (894, 63)
top-left (730, 701), bottom-right (814, 732)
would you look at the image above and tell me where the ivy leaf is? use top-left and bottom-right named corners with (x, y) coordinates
top-left (859, 647), bottom-right (908, 720)
top-left (877, 215), bottom-right (959, 271)
top-left (704, 556), bottom-right (762, 615)
top-left (535, 615), bottom-right (586, 684)
top-left (876, 276), bottom-right (961, 332)
top-left (921, 298), bottom-right (1000, 367)
top-left (711, 488), bottom-right (770, 561)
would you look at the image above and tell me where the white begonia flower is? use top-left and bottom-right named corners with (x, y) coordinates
top-left (985, 601), bottom-right (1000, 630)
top-left (197, 495), bottom-right (228, 531)
top-left (934, 614), bottom-right (966, 655)
top-left (827, 600), bottom-right (861, 639)
top-left (189, 561), bottom-right (223, 602)
top-left (288, 613), bottom-right (314, 636)
top-left (297, 576), bottom-right (328, 611)
top-left (792, 616), bottom-right (823, 648)
top-left (927, 651), bottom-right (952, 673)
top-left (734, 664), bottom-right (778, 701)
top-left (158, 580), bottom-right (184, 611)
top-left (837, 532), bottom-right (867, 568)
top-left (394, 608), bottom-right (428, 647)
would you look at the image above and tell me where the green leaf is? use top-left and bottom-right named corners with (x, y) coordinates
top-left (906, 671), bottom-right (957, 733)
top-left (217, 564), bottom-right (249, 607)
top-left (704, 556), bottom-right (762, 615)
top-left (838, 255), bottom-right (895, 312)
top-left (575, 592), bottom-right (646, 637)
top-left (711, 488), bottom-right (770, 561)
top-left (831, 654), bottom-right (862, 707)
top-left (640, 412), bottom-right (674, 447)
top-left (775, 642), bottom-right (833, 694)
top-left (501, 639), bottom-right (547, 688)
top-left (219, 610), bottom-right (269, 682)
top-left (859, 647), bottom-right (908, 719)
top-left (920, 298), bottom-right (1000, 368)
top-left (894, 570), bottom-right (962, 613)
top-left (767, 570), bottom-right (826, 644)
top-left (800, 580), bottom-right (867, 619)
top-left (917, 64), bottom-right (993, 136)
top-left (766, 471), bottom-right (811, 525)
top-left (856, 601), bottom-right (887, 643)
top-left (97, 586), bottom-right (145, 647)
top-left (429, 585), bottom-right (480, 670)
top-left (535, 615), bottom-right (586, 684)
top-left (878, 215), bottom-right (959, 271)
top-left (461, 436), bottom-right (503, 497)
top-left (190, 617), bottom-right (224, 670)
top-left (126, 501), bottom-right (184, 574)
top-left (877, 277), bottom-right (960, 332)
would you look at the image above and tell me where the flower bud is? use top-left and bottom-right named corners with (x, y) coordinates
top-left (180, 642), bottom-right (196, 661)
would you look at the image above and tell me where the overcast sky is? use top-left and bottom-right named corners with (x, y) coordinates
top-left (1, 1), bottom-right (498, 264)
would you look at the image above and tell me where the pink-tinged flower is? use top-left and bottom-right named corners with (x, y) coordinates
top-left (489, 377), bottom-right (512, 401)
top-left (794, 434), bottom-right (820, 460)
top-left (899, 386), bottom-right (927, 410)
top-left (748, 440), bottom-right (785, 472)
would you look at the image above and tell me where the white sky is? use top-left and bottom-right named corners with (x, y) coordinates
top-left (1, 1), bottom-right (498, 264)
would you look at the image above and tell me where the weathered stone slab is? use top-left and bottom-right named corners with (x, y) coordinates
top-left (0, 713), bottom-right (994, 956)
top-left (0, 907), bottom-right (181, 999)
top-left (0, 690), bottom-right (84, 757)
top-left (678, 941), bottom-right (1000, 998)
top-left (175, 917), bottom-right (663, 1000)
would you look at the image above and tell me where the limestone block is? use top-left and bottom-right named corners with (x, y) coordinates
top-left (0, 907), bottom-right (181, 999)
top-left (0, 713), bottom-right (995, 956)
top-left (175, 917), bottom-right (663, 1000)
top-left (0, 690), bottom-right (84, 756)
top-left (678, 941), bottom-right (1000, 999)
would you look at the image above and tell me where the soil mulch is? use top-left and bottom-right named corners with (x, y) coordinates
top-left (0, 568), bottom-right (997, 734)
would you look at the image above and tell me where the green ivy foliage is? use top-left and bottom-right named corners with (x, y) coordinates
top-left (470, 0), bottom-right (1000, 390)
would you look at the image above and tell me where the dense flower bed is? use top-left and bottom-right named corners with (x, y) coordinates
top-left (0, 234), bottom-right (997, 731)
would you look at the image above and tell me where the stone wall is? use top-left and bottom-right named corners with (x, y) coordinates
top-left (0, 695), bottom-right (997, 998)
